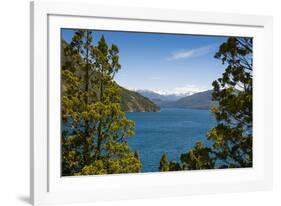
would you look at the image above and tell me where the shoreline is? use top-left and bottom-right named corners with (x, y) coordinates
top-left (125, 107), bottom-right (211, 113)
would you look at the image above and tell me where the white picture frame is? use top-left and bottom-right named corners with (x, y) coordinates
top-left (30, 0), bottom-right (273, 205)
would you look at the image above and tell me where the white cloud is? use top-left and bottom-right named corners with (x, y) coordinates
top-left (173, 84), bottom-right (208, 94)
top-left (151, 84), bottom-right (209, 96)
top-left (166, 45), bottom-right (213, 61)
top-left (123, 85), bottom-right (210, 96)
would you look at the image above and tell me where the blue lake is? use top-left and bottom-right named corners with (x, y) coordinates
top-left (126, 108), bottom-right (216, 172)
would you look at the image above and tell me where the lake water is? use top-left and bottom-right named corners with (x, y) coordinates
top-left (126, 108), bottom-right (216, 172)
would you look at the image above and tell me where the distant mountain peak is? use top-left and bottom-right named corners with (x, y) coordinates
top-left (157, 90), bottom-right (216, 110)
top-left (152, 90), bottom-right (194, 96)
top-left (134, 89), bottom-right (216, 110)
top-left (135, 89), bottom-right (194, 102)
top-left (135, 89), bottom-right (193, 96)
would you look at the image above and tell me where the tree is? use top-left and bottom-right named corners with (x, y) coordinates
top-left (180, 141), bottom-right (215, 170)
top-left (159, 142), bottom-right (214, 171)
top-left (61, 30), bottom-right (141, 176)
top-left (159, 153), bottom-right (170, 171)
top-left (159, 153), bottom-right (182, 172)
top-left (208, 37), bottom-right (252, 168)
top-left (159, 37), bottom-right (253, 171)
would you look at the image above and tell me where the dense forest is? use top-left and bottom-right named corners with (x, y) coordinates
top-left (61, 29), bottom-right (252, 176)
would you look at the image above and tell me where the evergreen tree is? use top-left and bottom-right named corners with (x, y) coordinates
top-left (167, 161), bottom-right (182, 171)
top-left (159, 37), bottom-right (253, 171)
top-left (61, 30), bottom-right (141, 176)
top-left (208, 37), bottom-right (253, 168)
top-left (180, 141), bottom-right (215, 170)
top-left (159, 153), bottom-right (170, 171)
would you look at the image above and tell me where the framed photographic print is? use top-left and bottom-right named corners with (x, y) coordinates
top-left (30, 0), bottom-right (273, 205)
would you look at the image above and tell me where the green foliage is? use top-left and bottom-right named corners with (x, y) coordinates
top-left (209, 37), bottom-right (252, 168)
top-left (159, 37), bottom-right (253, 171)
top-left (167, 161), bottom-right (182, 171)
top-left (180, 141), bottom-right (215, 170)
top-left (75, 143), bottom-right (141, 175)
top-left (62, 30), bottom-right (141, 176)
top-left (159, 153), bottom-right (170, 171)
top-left (159, 142), bottom-right (214, 171)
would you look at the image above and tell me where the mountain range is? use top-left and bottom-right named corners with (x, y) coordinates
top-left (119, 88), bottom-right (215, 112)
top-left (138, 89), bottom-right (216, 110)
top-left (136, 89), bottom-right (193, 102)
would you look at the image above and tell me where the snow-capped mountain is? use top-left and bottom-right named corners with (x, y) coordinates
top-left (137, 89), bottom-right (215, 110)
top-left (136, 89), bottom-right (193, 102)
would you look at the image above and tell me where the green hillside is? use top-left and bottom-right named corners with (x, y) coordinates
top-left (158, 90), bottom-right (217, 110)
top-left (120, 87), bottom-right (160, 112)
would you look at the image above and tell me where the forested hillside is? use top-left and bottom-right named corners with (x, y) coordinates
top-left (120, 87), bottom-right (160, 112)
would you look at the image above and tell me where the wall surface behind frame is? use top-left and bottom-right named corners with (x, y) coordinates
top-left (0, 0), bottom-right (280, 206)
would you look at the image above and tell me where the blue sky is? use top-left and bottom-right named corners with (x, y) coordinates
top-left (62, 29), bottom-right (227, 94)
